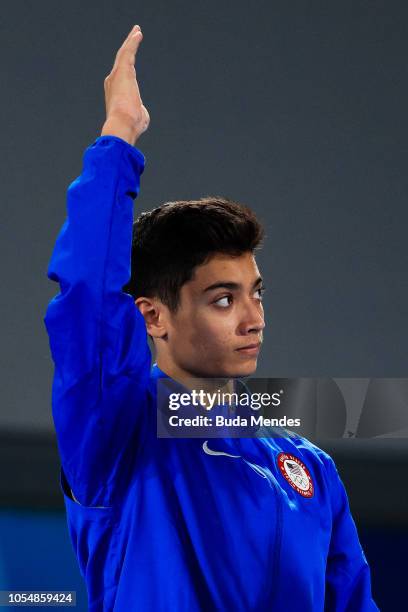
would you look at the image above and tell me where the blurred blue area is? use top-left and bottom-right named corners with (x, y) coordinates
top-left (0, 510), bottom-right (87, 611)
top-left (0, 509), bottom-right (404, 611)
top-left (358, 525), bottom-right (406, 611)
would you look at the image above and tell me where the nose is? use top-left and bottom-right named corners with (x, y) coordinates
top-left (237, 299), bottom-right (266, 336)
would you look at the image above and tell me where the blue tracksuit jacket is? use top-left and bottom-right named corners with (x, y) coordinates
top-left (43, 135), bottom-right (379, 611)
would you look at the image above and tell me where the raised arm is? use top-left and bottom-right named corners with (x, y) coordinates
top-left (43, 25), bottom-right (152, 508)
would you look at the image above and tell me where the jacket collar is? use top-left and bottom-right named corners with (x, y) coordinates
top-left (150, 362), bottom-right (170, 380)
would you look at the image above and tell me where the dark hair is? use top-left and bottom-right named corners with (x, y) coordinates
top-left (123, 196), bottom-right (265, 312)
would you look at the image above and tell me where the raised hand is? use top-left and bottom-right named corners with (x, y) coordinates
top-left (101, 25), bottom-right (150, 146)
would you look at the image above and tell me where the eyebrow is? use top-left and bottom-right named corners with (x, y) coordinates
top-left (203, 276), bottom-right (263, 293)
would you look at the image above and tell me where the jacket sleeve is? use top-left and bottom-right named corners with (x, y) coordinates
top-left (324, 455), bottom-right (379, 611)
top-left (43, 135), bottom-right (152, 508)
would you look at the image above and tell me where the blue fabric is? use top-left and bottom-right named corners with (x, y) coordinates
top-left (43, 135), bottom-right (379, 611)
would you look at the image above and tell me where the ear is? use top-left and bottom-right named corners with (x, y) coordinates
top-left (135, 296), bottom-right (168, 339)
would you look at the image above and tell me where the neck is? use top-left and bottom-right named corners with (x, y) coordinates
top-left (156, 356), bottom-right (235, 398)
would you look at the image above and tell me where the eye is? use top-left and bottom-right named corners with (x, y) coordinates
top-left (214, 295), bottom-right (232, 308)
top-left (254, 285), bottom-right (266, 301)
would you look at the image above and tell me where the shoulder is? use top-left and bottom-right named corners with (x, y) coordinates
top-left (279, 432), bottom-right (349, 506)
top-left (269, 429), bottom-right (339, 483)
top-left (275, 429), bottom-right (333, 461)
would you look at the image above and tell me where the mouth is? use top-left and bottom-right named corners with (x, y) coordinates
top-left (235, 342), bottom-right (261, 356)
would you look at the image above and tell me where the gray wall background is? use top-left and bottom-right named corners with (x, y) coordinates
top-left (1, 0), bottom-right (407, 432)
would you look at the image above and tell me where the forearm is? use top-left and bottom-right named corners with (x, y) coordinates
top-left (44, 137), bottom-right (146, 380)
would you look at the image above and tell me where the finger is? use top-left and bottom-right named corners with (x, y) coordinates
top-left (122, 29), bottom-right (143, 65)
top-left (112, 25), bottom-right (143, 71)
top-left (111, 25), bottom-right (141, 70)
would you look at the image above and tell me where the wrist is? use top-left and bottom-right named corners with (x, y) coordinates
top-left (101, 119), bottom-right (139, 147)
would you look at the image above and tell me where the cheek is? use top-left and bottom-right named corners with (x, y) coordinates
top-left (188, 312), bottom-right (235, 352)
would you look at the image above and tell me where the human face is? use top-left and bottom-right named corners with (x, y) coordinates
top-left (162, 251), bottom-right (266, 378)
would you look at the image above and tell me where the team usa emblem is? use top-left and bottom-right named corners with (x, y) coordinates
top-left (277, 452), bottom-right (314, 498)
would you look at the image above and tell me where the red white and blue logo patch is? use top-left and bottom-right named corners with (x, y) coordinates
top-left (277, 452), bottom-right (314, 498)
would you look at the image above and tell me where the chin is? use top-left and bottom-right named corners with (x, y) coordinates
top-left (194, 355), bottom-right (258, 379)
top-left (228, 359), bottom-right (258, 378)
top-left (240, 364), bottom-right (258, 377)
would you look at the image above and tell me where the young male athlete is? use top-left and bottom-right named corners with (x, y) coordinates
top-left (43, 25), bottom-right (379, 611)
